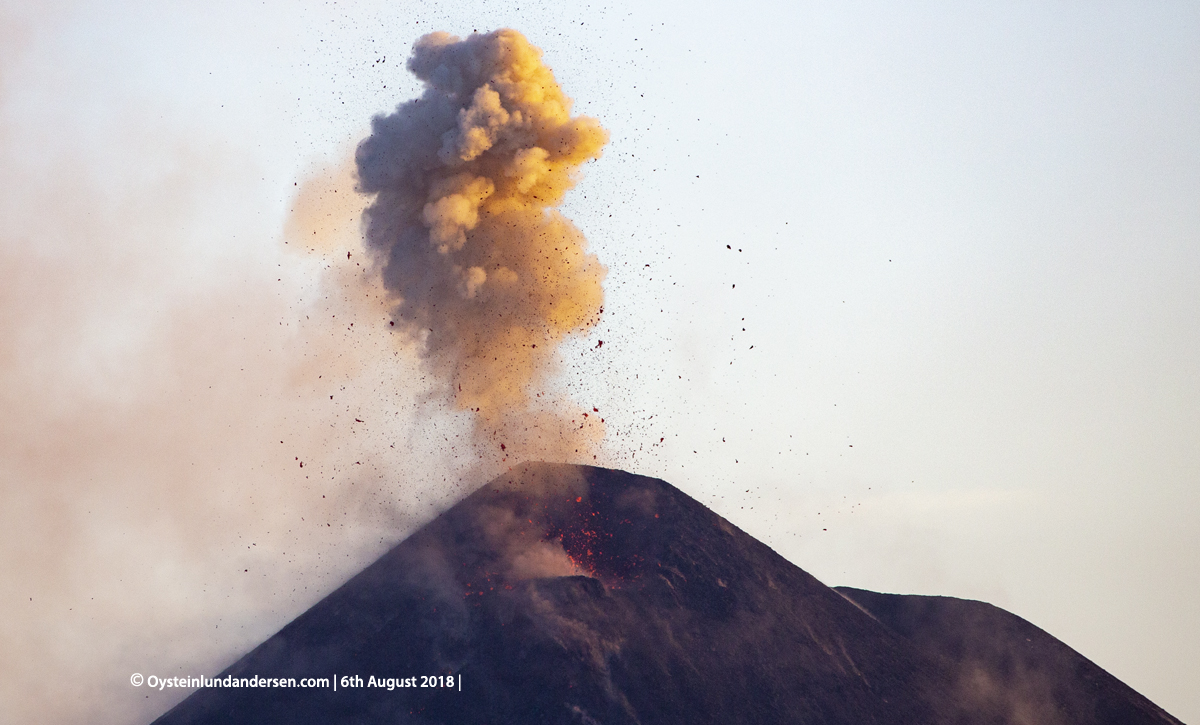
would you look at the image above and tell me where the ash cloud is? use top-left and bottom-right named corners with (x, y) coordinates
top-left (355, 29), bottom-right (609, 464)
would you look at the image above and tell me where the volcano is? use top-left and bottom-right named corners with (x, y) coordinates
top-left (153, 463), bottom-right (1181, 724)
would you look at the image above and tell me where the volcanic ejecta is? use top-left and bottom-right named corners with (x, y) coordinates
top-left (355, 29), bottom-right (609, 463)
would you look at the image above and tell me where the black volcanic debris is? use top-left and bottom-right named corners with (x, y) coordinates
top-left (155, 464), bottom-right (1183, 725)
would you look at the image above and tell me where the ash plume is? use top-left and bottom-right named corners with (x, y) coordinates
top-left (355, 29), bottom-right (609, 463)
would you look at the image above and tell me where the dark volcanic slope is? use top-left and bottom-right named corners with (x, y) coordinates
top-left (835, 587), bottom-right (1182, 725)
top-left (154, 463), bottom-right (1180, 725)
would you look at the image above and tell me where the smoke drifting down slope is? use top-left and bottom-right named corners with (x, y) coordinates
top-left (356, 30), bottom-right (609, 463)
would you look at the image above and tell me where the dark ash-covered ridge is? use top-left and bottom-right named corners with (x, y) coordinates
top-left (835, 587), bottom-right (1184, 725)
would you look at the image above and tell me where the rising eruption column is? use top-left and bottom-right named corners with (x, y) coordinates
top-left (356, 29), bottom-right (609, 462)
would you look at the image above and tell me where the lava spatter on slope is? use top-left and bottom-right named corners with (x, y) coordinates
top-left (543, 489), bottom-right (646, 586)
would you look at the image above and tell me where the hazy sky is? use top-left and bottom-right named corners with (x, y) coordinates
top-left (2, 1), bottom-right (1197, 723)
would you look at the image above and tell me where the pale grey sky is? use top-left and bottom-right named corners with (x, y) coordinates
top-left (1, 1), bottom-right (1196, 722)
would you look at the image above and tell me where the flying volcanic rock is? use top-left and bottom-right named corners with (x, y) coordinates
top-left (153, 463), bottom-right (1183, 725)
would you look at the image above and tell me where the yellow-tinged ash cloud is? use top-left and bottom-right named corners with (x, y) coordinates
top-left (355, 29), bottom-right (609, 462)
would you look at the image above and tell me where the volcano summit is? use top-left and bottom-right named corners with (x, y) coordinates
top-left (154, 463), bottom-right (1181, 724)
